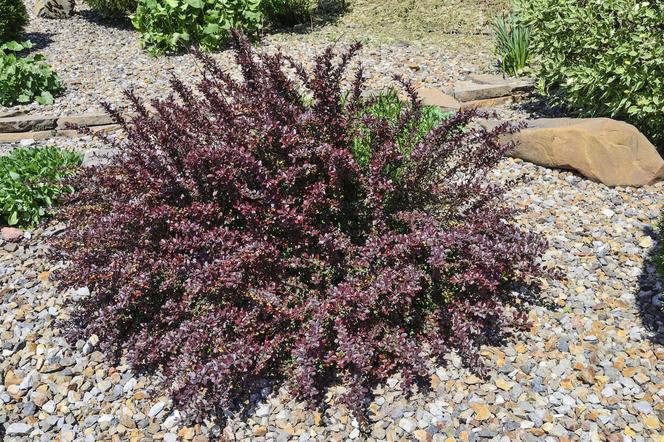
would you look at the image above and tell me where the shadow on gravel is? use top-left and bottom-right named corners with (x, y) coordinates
top-left (261, 2), bottom-right (346, 37)
top-left (78, 10), bottom-right (134, 31)
top-left (636, 222), bottom-right (664, 345)
top-left (23, 32), bottom-right (55, 51)
top-left (512, 93), bottom-right (570, 119)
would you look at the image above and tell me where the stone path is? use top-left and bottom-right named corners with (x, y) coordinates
top-left (2, 142), bottom-right (663, 441)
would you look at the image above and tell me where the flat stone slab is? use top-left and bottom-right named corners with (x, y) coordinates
top-left (57, 114), bottom-right (115, 129)
top-left (0, 116), bottom-right (58, 133)
top-left (453, 81), bottom-right (533, 102)
top-left (460, 95), bottom-right (513, 110)
top-left (0, 124), bottom-right (123, 143)
top-left (417, 88), bottom-right (460, 111)
top-left (0, 113), bottom-right (115, 134)
top-left (467, 73), bottom-right (513, 85)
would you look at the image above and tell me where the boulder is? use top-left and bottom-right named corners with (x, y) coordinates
top-left (34, 0), bottom-right (75, 18)
top-left (510, 118), bottom-right (664, 187)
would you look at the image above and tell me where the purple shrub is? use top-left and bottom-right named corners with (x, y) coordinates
top-left (55, 31), bottom-right (549, 421)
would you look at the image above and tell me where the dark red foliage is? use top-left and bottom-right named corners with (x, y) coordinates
top-left (55, 31), bottom-right (549, 421)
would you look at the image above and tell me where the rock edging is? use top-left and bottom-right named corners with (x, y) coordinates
top-left (0, 113), bottom-right (120, 143)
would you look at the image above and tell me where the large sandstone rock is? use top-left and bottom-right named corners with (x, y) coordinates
top-left (511, 118), bottom-right (664, 187)
top-left (34, 0), bottom-right (75, 18)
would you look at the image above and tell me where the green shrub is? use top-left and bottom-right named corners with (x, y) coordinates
top-left (515, 0), bottom-right (664, 148)
top-left (492, 14), bottom-right (530, 77)
top-left (0, 0), bottom-right (28, 43)
top-left (0, 147), bottom-right (82, 226)
top-left (131, 0), bottom-right (263, 55)
top-left (0, 41), bottom-right (64, 106)
top-left (84, 0), bottom-right (137, 17)
top-left (261, 0), bottom-right (314, 27)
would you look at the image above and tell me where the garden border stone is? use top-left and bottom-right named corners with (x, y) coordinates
top-left (57, 114), bottom-right (115, 129)
top-left (0, 112), bottom-right (122, 143)
top-left (0, 124), bottom-right (123, 143)
top-left (0, 115), bottom-right (58, 133)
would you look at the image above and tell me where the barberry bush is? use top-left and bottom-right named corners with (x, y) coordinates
top-left (55, 31), bottom-right (548, 421)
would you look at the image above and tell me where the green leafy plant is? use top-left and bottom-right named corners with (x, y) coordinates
top-left (0, 41), bottom-right (64, 106)
top-left (515, 0), bottom-right (664, 149)
top-left (0, 0), bottom-right (28, 43)
top-left (131, 0), bottom-right (263, 55)
top-left (261, 0), bottom-right (314, 27)
top-left (352, 89), bottom-right (451, 170)
top-left (492, 13), bottom-right (530, 77)
top-left (0, 147), bottom-right (82, 226)
top-left (84, 0), bottom-right (137, 17)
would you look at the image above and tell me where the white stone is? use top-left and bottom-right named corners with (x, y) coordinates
top-left (163, 411), bottom-right (181, 429)
top-left (398, 418), bottom-right (416, 433)
top-left (148, 401), bottom-right (166, 418)
top-left (123, 378), bottom-right (137, 393)
top-left (255, 403), bottom-right (271, 418)
top-left (601, 208), bottom-right (615, 218)
top-left (6, 423), bottom-right (31, 436)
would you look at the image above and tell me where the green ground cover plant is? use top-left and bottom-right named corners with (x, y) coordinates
top-left (0, 0), bottom-right (28, 43)
top-left (131, 0), bottom-right (262, 55)
top-left (0, 147), bottom-right (82, 227)
top-left (0, 41), bottom-right (64, 106)
top-left (515, 0), bottom-right (664, 148)
top-left (352, 89), bottom-right (450, 170)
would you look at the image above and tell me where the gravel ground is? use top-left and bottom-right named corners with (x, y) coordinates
top-left (1, 134), bottom-right (663, 441)
top-left (3, 3), bottom-right (664, 442)
top-left (2, 0), bottom-right (496, 118)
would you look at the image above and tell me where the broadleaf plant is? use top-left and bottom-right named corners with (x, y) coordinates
top-left (515, 0), bottom-right (664, 149)
top-left (0, 147), bottom-right (82, 227)
top-left (0, 40), bottom-right (64, 106)
top-left (131, 0), bottom-right (262, 55)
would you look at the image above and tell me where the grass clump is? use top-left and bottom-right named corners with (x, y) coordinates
top-left (492, 13), bottom-right (530, 77)
top-left (262, 0), bottom-right (315, 27)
